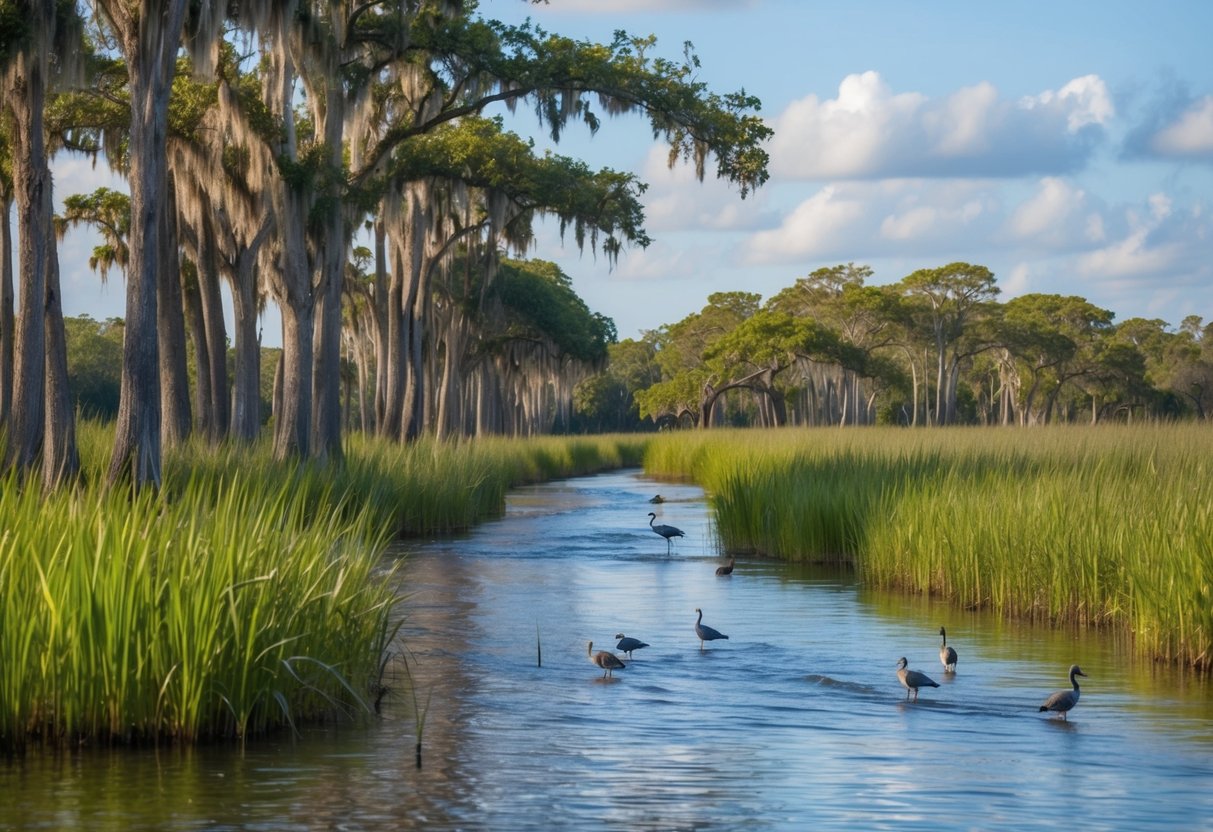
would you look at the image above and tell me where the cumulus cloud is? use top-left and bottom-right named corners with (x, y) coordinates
top-left (1149, 96), bottom-right (1213, 159)
top-left (770, 71), bottom-right (1112, 180)
top-left (1076, 193), bottom-right (1184, 278)
top-left (741, 180), bottom-right (999, 265)
top-left (1003, 177), bottom-right (1104, 250)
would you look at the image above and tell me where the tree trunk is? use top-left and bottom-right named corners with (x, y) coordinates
top-left (41, 235), bottom-right (79, 491)
top-left (159, 174), bottom-right (192, 447)
top-left (309, 76), bottom-right (347, 463)
top-left (228, 217), bottom-right (271, 442)
top-left (6, 45), bottom-right (50, 473)
top-left (106, 0), bottom-right (190, 489)
top-left (0, 190), bottom-right (13, 431)
top-left (182, 261), bottom-right (212, 437)
top-left (372, 219), bottom-right (388, 431)
top-left (198, 229), bottom-right (230, 441)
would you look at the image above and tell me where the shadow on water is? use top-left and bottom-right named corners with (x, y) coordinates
top-left (1, 468), bottom-right (1211, 830)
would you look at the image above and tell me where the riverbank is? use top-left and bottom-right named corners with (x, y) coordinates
top-left (0, 428), bottom-right (649, 750)
top-left (643, 424), bottom-right (1212, 668)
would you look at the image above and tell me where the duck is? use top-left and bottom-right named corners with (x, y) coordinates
top-left (939, 626), bottom-right (958, 672)
top-left (614, 633), bottom-right (649, 659)
top-left (588, 641), bottom-right (626, 678)
top-left (694, 607), bottom-right (729, 651)
top-left (715, 557), bottom-right (735, 576)
top-left (895, 656), bottom-right (939, 702)
top-left (1039, 665), bottom-right (1087, 720)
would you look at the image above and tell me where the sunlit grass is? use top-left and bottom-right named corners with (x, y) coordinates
top-left (0, 426), bottom-right (649, 750)
top-left (645, 425), bottom-right (1213, 668)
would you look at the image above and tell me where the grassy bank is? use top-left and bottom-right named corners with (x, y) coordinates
top-left (644, 426), bottom-right (1212, 668)
top-left (1, 428), bottom-right (648, 750)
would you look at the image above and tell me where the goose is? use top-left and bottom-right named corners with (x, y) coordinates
top-left (614, 633), bottom-right (649, 659)
top-left (694, 607), bottom-right (729, 650)
top-left (648, 512), bottom-right (685, 553)
top-left (939, 626), bottom-right (958, 672)
top-left (588, 641), bottom-right (625, 678)
top-left (1039, 665), bottom-right (1088, 720)
top-left (715, 557), bottom-right (735, 576)
top-left (895, 656), bottom-right (939, 701)
top-left (648, 494), bottom-right (665, 504)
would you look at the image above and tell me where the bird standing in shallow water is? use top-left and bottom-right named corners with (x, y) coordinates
top-left (694, 607), bottom-right (729, 650)
top-left (895, 657), bottom-right (940, 701)
top-left (648, 512), bottom-right (685, 553)
top-left (715, 557), bottom-right (735, 576)
top-left (614, 633), bottom-right (649, 659)
top-left (588, 641), bottom-right (625, 678)
top-left (1040, 665), bottom-right (1087, 720)
top-left (939, 626), bottom-right (958, 672)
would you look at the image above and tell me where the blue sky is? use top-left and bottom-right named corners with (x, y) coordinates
top-left (53, 0), bottom-right (1213, 344)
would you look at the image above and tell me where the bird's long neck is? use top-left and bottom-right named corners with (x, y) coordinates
top-left (940, 630), bottom-right (947, 647)
top-left (696, 609), bottom-right (703, 625)
top-left (1070, 670), bottom-right (1081, 691)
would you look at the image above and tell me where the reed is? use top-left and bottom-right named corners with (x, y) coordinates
top-left (645, 425), bottom-right (1213, 668)
top-left (0, 427), bottom-right (650, 749)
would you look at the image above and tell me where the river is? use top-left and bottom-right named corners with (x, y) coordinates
top-left (2, 469), bottom-right (1210, 830)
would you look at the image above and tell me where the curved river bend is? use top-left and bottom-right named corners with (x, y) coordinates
top-left (2, 470), bottom-right (1211, 830)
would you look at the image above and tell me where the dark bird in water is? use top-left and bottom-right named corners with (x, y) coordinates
top-left (1039, 665), bottom-right (1087, 720)
top-left (648, 494), bottom-right (665, 504)
top-left (588, 641), bottom-right (626, 678)
top-left (615, 633), bottom-right (649, 658)
top-left (895, 657), bottom-right (940, 701)
top-left (939, 626), bottom-right (958, 672)
top-left (648, 512), bottom-right (685, 553)
top-left (715, 557), bottom-right (735, 576)
top-left (694, 607), bottom-right (729, 650)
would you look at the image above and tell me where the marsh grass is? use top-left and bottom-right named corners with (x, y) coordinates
top-left (1, 427), bottom-right (648, 750)
top-left (646, 425), bottom-right (1213, 668)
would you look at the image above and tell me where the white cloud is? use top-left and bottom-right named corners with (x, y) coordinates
top-left (743, 186), bottom-right (866, 264)
top-left (1147, 96), bottom-right (1213, 158)
top-left (1003, 263), bottom-right (1032, 297)
top-left (770, 72), bottom-right (1112, 181)
top-left (1004, 177), bottom-right (1092, 248)
top-left (1076, 193), bottom-right (1182, 278)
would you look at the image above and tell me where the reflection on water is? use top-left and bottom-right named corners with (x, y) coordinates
top-left (1, 470), bottom-right (1211, 830)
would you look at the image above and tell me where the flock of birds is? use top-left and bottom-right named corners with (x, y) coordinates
top-left (590, 496), bottom-right (1092, 721)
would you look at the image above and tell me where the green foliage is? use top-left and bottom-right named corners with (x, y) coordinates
top-left (645, 425), bottom-right (1213, 668)
top-left (64, 315), bottom-right (123, 419)
top-left (494, 258), bottom-right (614, 364)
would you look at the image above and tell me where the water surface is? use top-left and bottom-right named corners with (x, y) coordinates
top-left (2, 470), bottom-right (1210, 830)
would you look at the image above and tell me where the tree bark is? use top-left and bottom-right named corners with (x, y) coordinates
top-left (6, 44), bottom-right (50, 473)
top-left (159, 173), bottom-right (192, 447)
top-left (105, 0), bottom-right (190, 488)
top-left (0, 190), bottom-right (13, 431)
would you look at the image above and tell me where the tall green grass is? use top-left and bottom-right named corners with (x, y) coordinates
top-left (645, 425), bottom-right (1213, 668)
top-left (0, 426), bottom-right (649, 749)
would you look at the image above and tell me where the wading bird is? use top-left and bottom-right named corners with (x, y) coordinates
top-left (939, 626), bottom-right (958, 672)
top-left (1039, 665), bottom-right (1088, 720)
top-left (895, 657), bottom-right (940, 701)
top-left (588, 641), bottom-right (626, 678)
top-left (694, 607), bottom-right (729, 650)
top-left (648, 512), bottom-right (685, 553)
top-left (615, 633), bottom-right (649, 658)
top-left (715, 557), bottom-right (735, 576)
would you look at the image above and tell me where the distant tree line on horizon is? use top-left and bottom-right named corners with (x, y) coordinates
top-left (574, 262), bottom-right (1213, 432)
